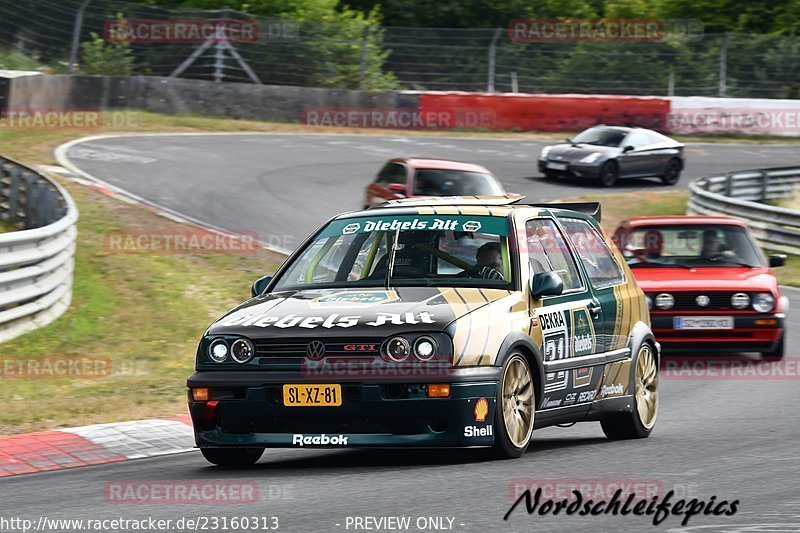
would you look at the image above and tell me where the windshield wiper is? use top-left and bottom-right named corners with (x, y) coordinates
top-left (711, 260), bottom-right (758, 268)
top-left (629, 262), bottom-right (693, 269)
top-left (385, 228), bottom-right (400, 289)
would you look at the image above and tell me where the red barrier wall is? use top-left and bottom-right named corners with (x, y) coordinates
top-left (418, 93), bottom-right (670, 132)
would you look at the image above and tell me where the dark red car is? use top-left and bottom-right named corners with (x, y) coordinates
top-left (364, 158), bottom-right (505, 208)
top-left (614, 216), bottom-right (787, 359)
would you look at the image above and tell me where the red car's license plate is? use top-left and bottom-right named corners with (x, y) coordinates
top-left (674, 316), bottom-right (734, 330)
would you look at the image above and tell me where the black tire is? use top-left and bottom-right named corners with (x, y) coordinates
top-left (762, 335), bottom-right (785, 361)
top-left (660, 159), bottom-right (682, 185)
top-left (491, 353), bottom-right (535, 459)
top-left (201, 447), bottom-right (264, 467)
top-left (601, 342), bottom-right (658, 440)
top-left (598, 161), bottom-right (619, 187)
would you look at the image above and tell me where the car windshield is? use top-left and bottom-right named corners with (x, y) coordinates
top-left (413, 169), bottom-right (504, 196)
top-left (620, 225), bottom-right (766, 268)
top-left (272, 214), bottom-right (514, 290)
top-left (570, 127), bottom-right (626, 147)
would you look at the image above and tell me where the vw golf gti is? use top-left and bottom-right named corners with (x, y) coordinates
top-left (188, 196), bottom-right (659, 465)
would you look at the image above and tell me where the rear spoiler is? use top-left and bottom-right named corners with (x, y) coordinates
top-left (512, 200), bottom-right (602, 223)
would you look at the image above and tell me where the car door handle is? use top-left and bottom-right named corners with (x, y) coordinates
top-left (588, 303), bottom-right (602, 318)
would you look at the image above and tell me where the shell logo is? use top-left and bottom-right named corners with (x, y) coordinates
top-left (474, 398), bottom-right (489, 422)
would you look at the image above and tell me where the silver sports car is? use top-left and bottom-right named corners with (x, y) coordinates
top-left (538, 125), bottom-right (685, 187)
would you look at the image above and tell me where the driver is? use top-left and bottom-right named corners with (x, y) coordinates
top-left (474, 242), bottom-right (504, 280)
top-left (700, 230), bottom-right (722, 259)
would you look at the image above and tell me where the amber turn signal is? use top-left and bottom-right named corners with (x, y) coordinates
top-left (427, 384), bottom-right (451, 398)
top-left (192, 387), bottom-right (210, 401)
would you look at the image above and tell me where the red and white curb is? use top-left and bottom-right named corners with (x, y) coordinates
top-left (0, 416), bottom-right (194, 477)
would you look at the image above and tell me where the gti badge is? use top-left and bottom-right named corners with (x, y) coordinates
top-left (306, 340), bottom-right (326, 359)
top-left (696, 295), bottom-right (710, 307)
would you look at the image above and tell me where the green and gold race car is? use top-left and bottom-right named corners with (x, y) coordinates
top-left (188, 196), bottom-right (659, 465)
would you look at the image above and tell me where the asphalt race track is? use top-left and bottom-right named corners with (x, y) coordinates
top-left (9, 133), bottom-right (798, 532)
top-left (61, 133), bottom-right (800, 252)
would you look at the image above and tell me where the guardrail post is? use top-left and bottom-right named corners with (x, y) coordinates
top-left (725, 173), bottom-right (734, 197)
top-left (7, 167), bottom-right (20, 224)
top-left (38, 189), bottom-right (55, 227)
top-left (760, 171), bottom-right (769, 201)
top-left (0, 162), bottom-right (5, 223)
top-left (24, 172), bottom-right (39, 230)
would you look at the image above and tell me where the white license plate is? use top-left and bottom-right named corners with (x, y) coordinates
top-left (547, 162), bottom-right (567, 170)
top-left (674, 316), bottom-right (734, 330)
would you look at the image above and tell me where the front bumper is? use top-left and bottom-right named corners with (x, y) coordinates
top-left (651, 313), bottom-right (783, 352)
top-left (538, 158), bottom-right (602, 178)
top-left (187, 368), bottom-right (500, 448)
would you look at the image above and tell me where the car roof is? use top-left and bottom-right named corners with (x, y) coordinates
top-left (337, 195), bottom-right (602, 222)
top-left (621, 215), bottom-right (746, 227)
top-left (593, 125), bottom-right (633, 133)
top-left (390, 157), bottom-right (492, 174)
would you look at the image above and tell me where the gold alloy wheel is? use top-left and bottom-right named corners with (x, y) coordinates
top-left (501, 356), bottom-right (535, 448)
top-left (635, 344), bottom-right (659, 429)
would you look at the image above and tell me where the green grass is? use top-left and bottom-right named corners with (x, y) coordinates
top-left (0, 220), bottom-right (17, 233)
top-left (566, 190), bottom-right (689, 235)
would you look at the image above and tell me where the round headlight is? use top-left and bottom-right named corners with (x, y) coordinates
top-left (231, 338), bottom-right (255, 363)
top-left (655, 293), bottom-right (674, 310)
top-left (752, 293), bottom-right (775, 313)
top-left (645, 295), bottom-right (653, 310)
top-left (731, 292), bottom-right (750, 310)
top-left (413, 336), bottom-right (437, 361)
top-left (208, 339), bottom-right (229, 363)
top-left (540, 146), bottom-right (551, 159)
top-left (385, 337), bottom-right (411, 362)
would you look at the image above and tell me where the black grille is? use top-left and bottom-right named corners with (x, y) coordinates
top-left (254, 337), bottom-right (383, 358)
top-left (650, 292), bottom-right (745, 311)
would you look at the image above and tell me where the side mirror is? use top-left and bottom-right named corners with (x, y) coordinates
top-left (769, 254), bottom-right (787, 268)
top-left (622, 145), bottom-right (634, 153)
top-left (251, 275), bottom-right (272, 298)
top-left (530, 271), bottom-right (564, 300)
top-left (387, 183), bottom-right (407, 196)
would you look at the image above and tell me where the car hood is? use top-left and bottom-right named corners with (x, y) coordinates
top-left (545, 143), bottom-right (619, 161)
top-left (207, 287), bottom-right (512, 338)
top-left (630, 266), bottom-right (778, 293)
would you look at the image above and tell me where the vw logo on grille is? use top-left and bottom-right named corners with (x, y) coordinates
top-left (306, 340), bottom-right (326, 359)
top-left (696, 295), bottom-right (711, 307)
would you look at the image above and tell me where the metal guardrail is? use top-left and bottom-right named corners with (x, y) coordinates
top-left (0, 156), bottom-right (78, 343)
top-left (687, 166), bottom-right (800, 254)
